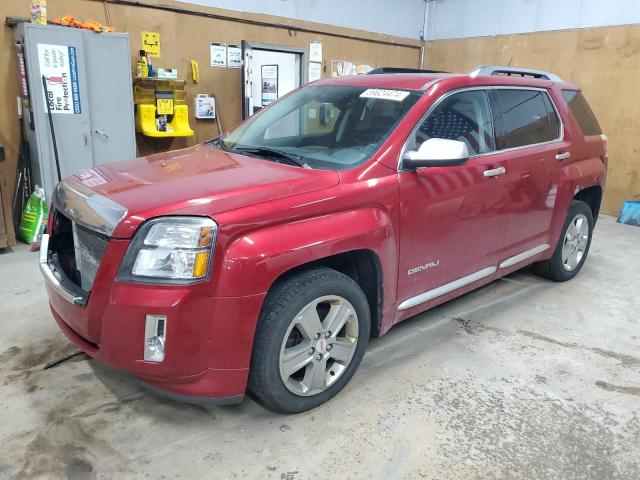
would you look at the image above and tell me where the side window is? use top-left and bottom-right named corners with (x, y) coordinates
top-left (562, 90), bottom-right (602, 136)
top-left (542, 94), bottom-right (561, 139)
top-left (411, 90), bottom-right (495, 156)
top-left (492, 89), bottom-right (559, 149)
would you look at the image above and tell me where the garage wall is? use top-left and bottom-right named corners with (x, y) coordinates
top-left (179, 0), bottom-right (427, 40)
top-left (425, 25), bottom-right (640, 214)
top-left (0, 0), bottom-right (421, 240)
top-left (426, 0), bottom-right (640, 40)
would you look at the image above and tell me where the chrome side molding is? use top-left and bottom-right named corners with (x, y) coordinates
top-left (397, 243), bottom-right (552, 311)
top-left (397, 266), bottom-right (497, 311)
top-left (499, 244), bottom-right (550, 269)
top-left (53, 178), bottom-right (127, 237)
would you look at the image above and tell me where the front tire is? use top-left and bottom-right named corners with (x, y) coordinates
top-left (248, 268), bottom-right (370, 414)
top-left (532, 200), bottom-right (594, 282)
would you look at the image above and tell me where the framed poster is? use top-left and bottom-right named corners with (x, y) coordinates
top-left (261, 64), bottom-right (278, 106)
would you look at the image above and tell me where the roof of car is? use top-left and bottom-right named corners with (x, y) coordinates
top-left (311, 72), bottom-right (578, 91)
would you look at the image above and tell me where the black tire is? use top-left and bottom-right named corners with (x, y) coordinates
top-left (532, 200), bottom-right (594, 282)
top-left (248, 268), bottom-right (370, 414)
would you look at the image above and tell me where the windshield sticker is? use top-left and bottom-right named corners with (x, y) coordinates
top-left (360, 89), bottom-right (410, 102)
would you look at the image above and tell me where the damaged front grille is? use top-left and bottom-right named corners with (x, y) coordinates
top-left (49, 211), bottom-right (109, 293)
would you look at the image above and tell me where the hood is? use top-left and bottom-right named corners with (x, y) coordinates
top-left (68, 145), bottom-right (339, 238)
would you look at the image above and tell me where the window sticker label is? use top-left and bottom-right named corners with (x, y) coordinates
top-left (360, 89), bottom-right (410, 102)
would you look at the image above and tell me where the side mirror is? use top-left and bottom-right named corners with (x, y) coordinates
top-left (403, 138), bottom-right (469, 169)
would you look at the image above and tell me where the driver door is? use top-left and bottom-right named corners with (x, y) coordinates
top-left (396, 89), bottom-right (510, 312)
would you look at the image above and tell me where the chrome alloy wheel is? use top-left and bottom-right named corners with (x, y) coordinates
top-left (562, 213), bottom-right (589, 271)
top-left (279, 295), bottom-right (359, 396)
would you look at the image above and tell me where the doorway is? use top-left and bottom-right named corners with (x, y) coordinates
top-left (241, 42), bottom-right (307, 119)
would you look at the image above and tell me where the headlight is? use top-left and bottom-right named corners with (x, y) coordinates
top-left (118, 217), bottom-right (218, 284)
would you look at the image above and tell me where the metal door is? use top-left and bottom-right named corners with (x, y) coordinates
top-left (20, 23), bottom-right (93, 198)
top-left (83, 32), bottom-right (136, 165)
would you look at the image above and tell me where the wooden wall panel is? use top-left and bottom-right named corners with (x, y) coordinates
top-left (0, 0), bottom-right (421, 234)
top-left (425, 26), bottom-right (640, 215)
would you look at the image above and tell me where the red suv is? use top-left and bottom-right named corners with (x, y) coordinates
top-left (41, 66), bottom-right (607, 413)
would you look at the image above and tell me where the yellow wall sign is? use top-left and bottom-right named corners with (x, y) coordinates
top-left (156, 98), bottom-right (174, 115)
top-left (141, 31), bottom-right (161, 58)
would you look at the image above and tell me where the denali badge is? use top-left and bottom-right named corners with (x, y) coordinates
top-left (408, 260), bottom-right (440, 276)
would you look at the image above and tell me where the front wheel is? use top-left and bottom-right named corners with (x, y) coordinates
top-left (532, 200), bottom-right (594, 282)
top-left (248, 268), bottom-right (370, 413)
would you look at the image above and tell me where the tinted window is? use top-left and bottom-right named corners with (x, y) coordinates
top-left (411, 90), bottom-right (495, 156)
top-left (543, 94), bottom-right (561, 139)
top-left (492, 89), bottom-right (559, 149)
top-left (562, 90), bottom-right (602, 136)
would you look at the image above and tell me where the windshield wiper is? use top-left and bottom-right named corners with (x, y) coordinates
top-left (232, 146), bottom-right (306, 167)
top-left (205, 136), bottom-right (230, 151)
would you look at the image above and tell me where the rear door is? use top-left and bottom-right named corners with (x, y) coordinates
top-left (489, 88), bottom-right (566, 261)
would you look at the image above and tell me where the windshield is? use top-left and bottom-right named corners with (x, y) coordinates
top-left (209, 85), bottom-right (420, 170)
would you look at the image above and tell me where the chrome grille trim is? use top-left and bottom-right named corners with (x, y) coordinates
top-left (53, 177), bottom-right (127, 237)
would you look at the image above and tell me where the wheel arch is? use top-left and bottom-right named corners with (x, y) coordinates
top-left (574, 185), bottom-right (602, 223)
top-left (266, 249), bottom-right (384, 338)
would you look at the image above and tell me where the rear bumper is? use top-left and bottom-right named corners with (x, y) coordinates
top-left (44, 246), bottom-right (266, 399)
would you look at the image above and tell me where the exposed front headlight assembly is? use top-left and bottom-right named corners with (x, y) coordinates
top-left (118, 217), bottom-right (218, 284)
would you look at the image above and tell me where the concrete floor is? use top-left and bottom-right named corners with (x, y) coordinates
top-left (0, 215), bottom-right (639, 480)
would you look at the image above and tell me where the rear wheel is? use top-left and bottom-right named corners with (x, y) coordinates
top-left (248, 268), bottom-right (370, 413)
top-left (532, 200), bottom-right (594, 282)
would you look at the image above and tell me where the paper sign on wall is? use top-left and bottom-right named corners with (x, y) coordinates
top-left (141, 31), bottom-right (161, 57)
top-left (210, 42), bottom-right (227, 67)
top-left (261, 64), bottom-right (278, 106)
top-left (195, 94), bottom-right (216, 119)
top-left (38, 43), bottom-right (81, 114)
top-left (309, 62), bottom-right (322, 82)
top-left (227, 44), bottom-right (242, 68)
top-left (310, 41), bottom-right (322, 63)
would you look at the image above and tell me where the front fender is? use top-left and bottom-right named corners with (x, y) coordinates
top-left (210, 208), bottom-right (397, 301)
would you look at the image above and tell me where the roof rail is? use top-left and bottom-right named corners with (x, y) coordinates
top-left (469, 66), bottom-right (562, 82)
top-left (368, 67), bottom-right (448, 75)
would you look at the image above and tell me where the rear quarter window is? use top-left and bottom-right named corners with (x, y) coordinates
top-left (491, 89), bottom-right (560, 150)
top-left (562, 90), bottom-right (602, 136)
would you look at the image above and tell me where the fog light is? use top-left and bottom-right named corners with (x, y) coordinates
top-left (144, 314), bottom-right (166, 362)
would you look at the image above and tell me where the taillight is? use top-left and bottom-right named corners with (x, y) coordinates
top-left (601, 134), bottom-right (608, 159)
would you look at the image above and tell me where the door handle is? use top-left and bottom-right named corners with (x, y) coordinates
top-left (555, 151), bottom-right (571, 161)
top-left (93, 129), bottom-right (110, 141)
top-left (483, 167), bottom-right (506, 178)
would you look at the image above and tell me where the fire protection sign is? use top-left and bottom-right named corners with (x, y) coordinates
top-left (37, 43), bottom-right (82, 114)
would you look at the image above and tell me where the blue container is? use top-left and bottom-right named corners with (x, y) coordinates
top-left (618, 201), bottom-right (640, 227)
